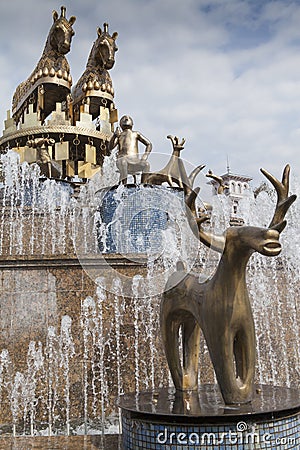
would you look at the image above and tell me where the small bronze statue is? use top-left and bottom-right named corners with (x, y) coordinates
top-left (109, 115), bottom-right (152, 184)
top-left (27, 137), bottom-right (55, 178)
top-left (161, 165), bottom-right (296, 404)
top-left (143, 135), bottom-right (205, 189)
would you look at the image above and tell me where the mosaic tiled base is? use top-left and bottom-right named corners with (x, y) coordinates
top-left (122, 412), bottom-right (299, 449)
top-left (98, 185), bottom-right (184, 254)
top-left (120, 385), bottom-right (300, 449)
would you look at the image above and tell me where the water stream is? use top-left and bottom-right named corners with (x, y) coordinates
top-left (0, 150), bottom-right (298, 435)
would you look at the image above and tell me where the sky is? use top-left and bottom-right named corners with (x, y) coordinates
top-left (1, 0), bottom-right (300, 186)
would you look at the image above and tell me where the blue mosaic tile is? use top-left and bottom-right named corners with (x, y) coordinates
top-left (97, 185), bottom-right (184, 254)
top-left (121, 411), bottom-right (300, 449)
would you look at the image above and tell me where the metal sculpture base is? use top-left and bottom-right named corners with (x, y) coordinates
top-left (118, 384), bottom-right (300, 449)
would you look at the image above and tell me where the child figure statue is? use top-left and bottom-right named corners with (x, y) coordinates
top-left (109, 115), bottom-right (152, 184)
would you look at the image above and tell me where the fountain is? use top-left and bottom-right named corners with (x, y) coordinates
top-left (0, 6), bottom-right (299, 450)
top-left (118, 165), bottom-right (300, 449)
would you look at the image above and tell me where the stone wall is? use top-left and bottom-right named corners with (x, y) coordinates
top-left (0, 256), bottom-right (169, 434)
top-left (0, 252), bottom-right (299, 435)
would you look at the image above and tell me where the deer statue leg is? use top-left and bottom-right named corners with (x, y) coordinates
top-left (182, 317), bottom-right (201, 390)
top-left (205, 323), bottom-right (255, 404)
top-left (160, 313), bottom-right (183, 390)
top-left (161, 311), bottom-right (200, 391)
top-left (233, 324), bottom-right (256, 394)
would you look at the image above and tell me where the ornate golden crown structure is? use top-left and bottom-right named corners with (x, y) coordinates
top-left (0, 6), bottom-right (118, 181)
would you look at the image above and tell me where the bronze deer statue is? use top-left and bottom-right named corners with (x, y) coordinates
top-left (72, 23), bottom-right (118, 120)
top-left (12, 6), bottom-right (76, 125)
top-left (160, 164), bottom-right (296, 404)
top-left (143, 135), bottom-right (205, 189)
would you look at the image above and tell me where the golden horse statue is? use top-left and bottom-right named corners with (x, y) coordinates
top-left (12, 6), bottom-right (76, 125)
top-left (72, 23), bottom-right (118, 121)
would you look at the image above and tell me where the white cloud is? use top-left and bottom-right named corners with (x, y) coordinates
top-left (0, 0), bottom-right (299, 188)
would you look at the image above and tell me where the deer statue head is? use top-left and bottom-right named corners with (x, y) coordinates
top-left (186, 164), bottom-right (296, 257)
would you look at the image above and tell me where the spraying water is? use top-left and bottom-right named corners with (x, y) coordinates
top-left (0, 150), bottom-right (298, 435)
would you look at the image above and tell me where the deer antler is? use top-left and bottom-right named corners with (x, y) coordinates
top-left (167, 135), bottom-right (186, 150)
top-left (185, 164), bottom-right (296, 254)
top-left (261, 164), bottom-right (297, 232)
top-left (184, 186), bottom-right (225, 253)
top-left (188, 165), bottom-right (206, 189)
top-left (206, 169), bottom-right (226, 194)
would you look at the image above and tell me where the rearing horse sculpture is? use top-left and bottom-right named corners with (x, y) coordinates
top-left (12, 6), bottom-right (76, 125)
top-left (161, 164), bottom-right (296, 404)
top-left (72, 23), bottom-right (118, 120)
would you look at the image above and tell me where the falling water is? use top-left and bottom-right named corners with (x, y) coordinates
top-left (111, 277), bottom-right (125, 400)
top-left (94, 279), bottom-right (107, 431)
top-left (46, 326), bottom-right (57, 436)
top-left (81, 296), bottom-right (96, 433)
top-left (0, 150), bottom-right (77, 256)
top-left (240, 174), bottom-right (300, 387)
top-left (131, 276), bottom-right (143, 394)
top-left (0, 148), bottom-right (298, 435)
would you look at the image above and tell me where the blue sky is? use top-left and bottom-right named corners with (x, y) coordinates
top-left (1, 0), bottom-right (300, 185)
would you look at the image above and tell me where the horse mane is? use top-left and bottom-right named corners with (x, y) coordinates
top-left (86, 39), bottom-right (99, 69)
